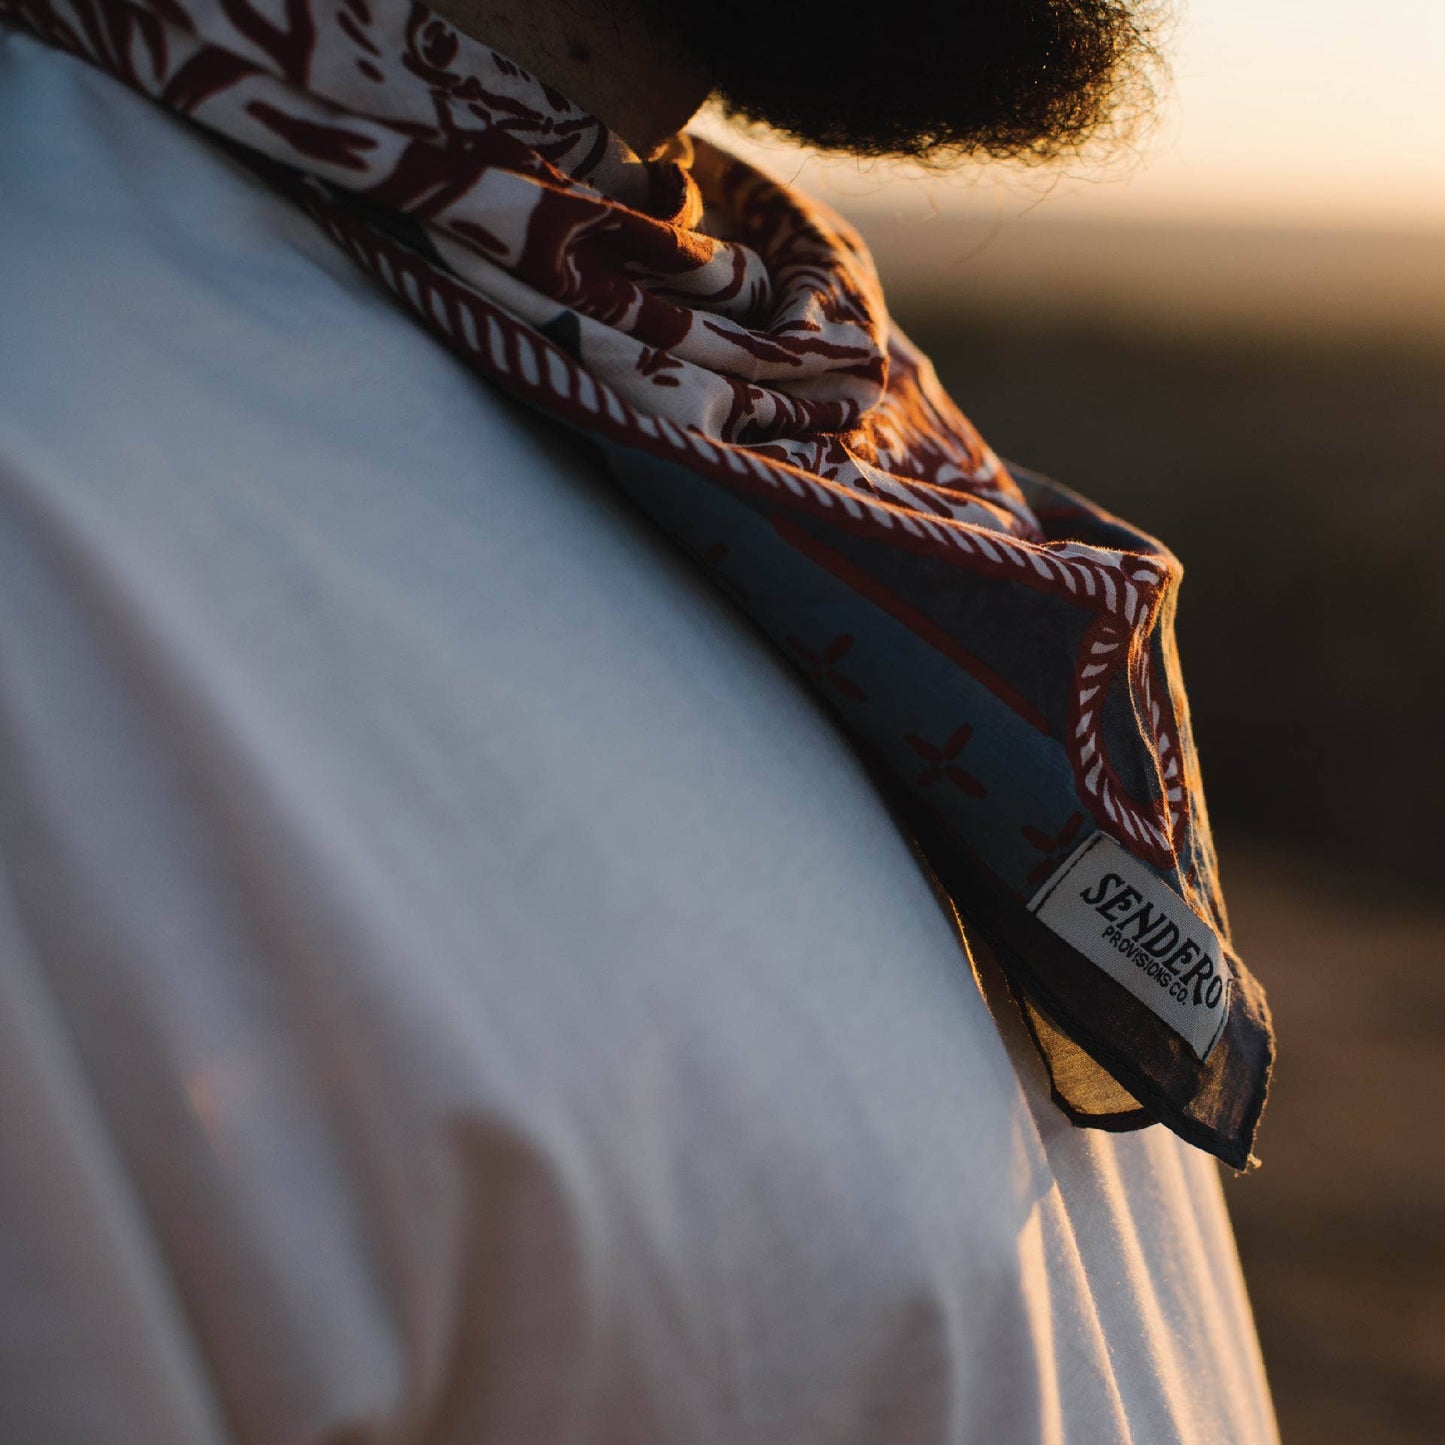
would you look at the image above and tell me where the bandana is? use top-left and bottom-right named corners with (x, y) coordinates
top-left (2, 0), bottom-right (1273, 1166)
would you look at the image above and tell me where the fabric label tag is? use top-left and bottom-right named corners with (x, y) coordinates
top-left (1028, 833), bottom-right (1230, 1061)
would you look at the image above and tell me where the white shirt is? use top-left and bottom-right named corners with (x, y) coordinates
top-left (0, 27), bottom-right (1277, 1445)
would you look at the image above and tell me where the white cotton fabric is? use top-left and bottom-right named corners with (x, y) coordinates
top-left (0, 29), bottom-right (1277, 1445)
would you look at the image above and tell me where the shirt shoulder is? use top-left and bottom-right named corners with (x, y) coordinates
top-left (0, 20), bottom-right (564, 502)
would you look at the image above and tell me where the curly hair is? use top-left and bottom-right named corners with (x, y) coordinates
top-left (649, 0), bottom-right (1166, 164)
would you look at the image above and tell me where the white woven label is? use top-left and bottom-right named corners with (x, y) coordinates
top-left (1028, 833), bottom-right (1230, 1061)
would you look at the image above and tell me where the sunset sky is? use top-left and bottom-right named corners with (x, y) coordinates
top-left (700, 1), bottom-right (1445, 232)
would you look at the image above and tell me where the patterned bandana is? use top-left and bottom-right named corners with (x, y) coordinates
top-left (3, 0), bottom-right (1273, 1165)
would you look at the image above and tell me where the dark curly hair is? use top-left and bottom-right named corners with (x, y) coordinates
top-left (649, 0), bottom-right (1164, 164)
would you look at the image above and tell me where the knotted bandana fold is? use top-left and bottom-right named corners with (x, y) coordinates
top-left (2, 0), bottom-right (1273, 1165)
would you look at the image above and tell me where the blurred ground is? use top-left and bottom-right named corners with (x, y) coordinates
top-left (1222, 845), bottom-right (1445, 1445)
top-left (872, 248), bottom-right (1444, 1441)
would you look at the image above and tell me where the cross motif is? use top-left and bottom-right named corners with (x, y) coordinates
top-left (1021, 811), bottom-right (1087, 887)
top-left (786, 632), bottom-right (867, 702)
top-left (903, 724), bottom-right (986, 797)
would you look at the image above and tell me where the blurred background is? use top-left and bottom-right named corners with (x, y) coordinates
top-left (705, 3), bottom-right (1444, 1440)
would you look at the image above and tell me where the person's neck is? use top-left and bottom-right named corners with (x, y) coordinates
top-left (425, 0), bottom-right (713, 158)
